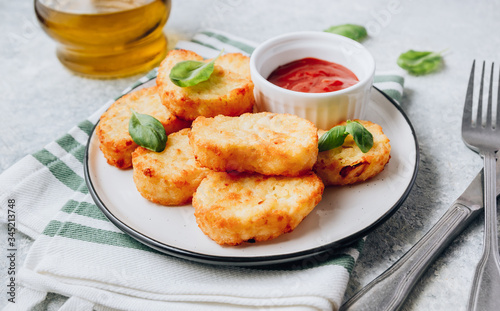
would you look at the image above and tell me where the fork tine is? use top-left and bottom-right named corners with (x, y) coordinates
top-left (486, 63), bottom-right (494, 129)
top-left (463, 60), bottom-right (476, 128)
top-left (476, 61), bottom-right (486, 127)
top-left (497, 64), bottom-right (500, 129)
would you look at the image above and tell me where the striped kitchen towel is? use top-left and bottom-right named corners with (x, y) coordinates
top-left (0, 29), bottom-right (404, 311)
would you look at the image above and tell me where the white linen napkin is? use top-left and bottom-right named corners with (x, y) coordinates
top-left (0, 29), bottom-right (404, 311)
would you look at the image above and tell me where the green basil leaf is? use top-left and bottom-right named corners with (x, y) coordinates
top-left (324, 24), bottom-right (368, 42)
top-left (169, 49), bottom-right (223, 87)
top-left (128, 109), bottom-right (167, 152)
top-left (318, 125), bottom-right (348, 152)
top-left (346, 120), bottom-right (373, 153)
top-left (397, 50), bottom-right (443, 75)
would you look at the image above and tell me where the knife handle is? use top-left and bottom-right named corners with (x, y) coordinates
top-left (340, 201), bottom-right (482, 311)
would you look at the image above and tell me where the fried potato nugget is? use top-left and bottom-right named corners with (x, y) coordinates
top-left (96, 87), bottom-right (190, 169)
top-left (190, 112), bottom-right (319, 176)
top-left (314, 120), bottom-right (391, 186)
top-left (132, 129), bottom-right (209, 206)
top-left (156, 49), bottom-right (255, 120)
top-left (193, 171), bottom-right (324, 245)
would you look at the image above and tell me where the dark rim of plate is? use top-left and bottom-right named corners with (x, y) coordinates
top-left (83, 85), bottom-right (419, 267)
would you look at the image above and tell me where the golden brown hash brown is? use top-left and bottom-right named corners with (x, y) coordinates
top-left (131, 129), bottom-right (209, 206)
top-left (189, 112), bottom-right (319, 176)
top-left (193, 171), bottom-right (324, 245)
top-left (96, 86), bottom-right (190, 169)
top-left (156, 49), bottom-right (255, 120)
top-left (314, 120), bottom-right (391, 186)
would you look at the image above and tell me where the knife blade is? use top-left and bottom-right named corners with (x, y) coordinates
top-left (340, 158), bottom-right (500, 311)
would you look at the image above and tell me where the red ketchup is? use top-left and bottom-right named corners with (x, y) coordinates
top-left (267, 57), bottom-right (359, 93)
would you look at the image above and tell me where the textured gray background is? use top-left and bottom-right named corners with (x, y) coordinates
top-left (1, 0), bottom-right (499, 310)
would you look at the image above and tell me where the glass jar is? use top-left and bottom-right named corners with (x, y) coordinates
top-left (34, 0), bottom-right (171, 78)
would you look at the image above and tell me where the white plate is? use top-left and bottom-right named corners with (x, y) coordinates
top-left (84, 85), bottom-right (418, 266)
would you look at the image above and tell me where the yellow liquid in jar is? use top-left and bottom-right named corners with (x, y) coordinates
top-left (35, 0), bottom-right (171, 78)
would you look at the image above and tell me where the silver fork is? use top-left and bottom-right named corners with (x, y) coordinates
top-left (462, 60), bottom-right (500, 311)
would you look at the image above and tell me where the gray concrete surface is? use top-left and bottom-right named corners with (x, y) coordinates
top-left (1, 0), bottom-right (499, 310)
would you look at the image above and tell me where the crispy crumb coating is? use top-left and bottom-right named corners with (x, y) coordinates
top-left (314, 120), bottom-right (391, 186)
top-left (96, 86), bottom-right (190, 169)
top-left (156, 49), bottom-right (255, 120)
top-left (193, 171), bottom-right (324, 245)
top-left (131, 129), bottom-right (209, 206)
top-left (189, 112), bottom-right (319, 176)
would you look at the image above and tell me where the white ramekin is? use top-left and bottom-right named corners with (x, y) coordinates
top-left (250, 31), bottom-right (375, 130)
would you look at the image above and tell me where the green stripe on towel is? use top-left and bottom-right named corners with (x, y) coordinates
top-left (78, 120), bottom-right (95, 136)
top-left (61, 200), bottom-right (109, 222)
top-left (373, 74), bottom-right (405, 86)
top-left (56, 134), bottom-right (85, 163)
top-left (379, 89), bottom-right (402, 102)
top-left (32, 149), bottom-right (88, 194)
top-left (190, 39), bottom-right (220, 52)
top-left (200, 31), bottom-right (255, 54)
top-left (323, 254), bottom-right (356, 274)
top-left (43, 220), bottom-right (156, 253)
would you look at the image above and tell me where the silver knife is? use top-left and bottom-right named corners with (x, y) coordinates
top-left (340, 158), bottom-right (500, 311)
